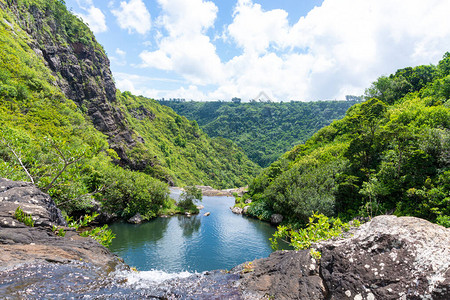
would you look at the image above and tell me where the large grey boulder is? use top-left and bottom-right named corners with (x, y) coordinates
top-left (234, 215), bottom-right (450, 300)
top-left (0, 178), bottom-right (123, 271)
top-left (318, 215), bottom-right (450, 300)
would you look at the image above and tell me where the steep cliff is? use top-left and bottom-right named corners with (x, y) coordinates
top-left (2, 0), bottom-right (138, 165)
top-left (0, 0), bottom-right (259, 192)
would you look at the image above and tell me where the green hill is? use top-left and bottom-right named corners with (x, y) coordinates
top-left (244, 54), bottom-right (450, 227)
top-left (0, 0), bottom-right (259, 220)
top-left (160, 100), bottom-right (359, 167)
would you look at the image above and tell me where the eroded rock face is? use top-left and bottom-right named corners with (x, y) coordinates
top-left (0, 178), bottom-right (123, 271)
top-left (234, 251), bottom-right (326, 300)
top-left (319, 215), bottom-right (450, 300)
top-left (4, 1), bottom-right (141, 167)
top-left (234, 215), bottom-right (450, 300)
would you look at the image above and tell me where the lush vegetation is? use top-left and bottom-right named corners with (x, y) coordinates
top-left (177, 186), bottom-right (203, 212)
top-left (245, 53), bottom-right (450, 228)
top-left (270, 213), bottom-right (360, 259)
top-left (160, 100), bottom-right (359, 167)
top-left (117, 92), bottom-right (260, 188)
top-left (0, 0), bottom-right (258, 228)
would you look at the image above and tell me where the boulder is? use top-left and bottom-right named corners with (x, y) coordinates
top-left (0, 178), bottom-right (123, 271)
top-left (235, 215), bottom-right (450, 300)
top-left (204, 212), bottom-right (211, 216)
top-left (231, 207), bottom-right (243, 214)
top-left (319, 215), bottom-right (450, 300)
top-left (243, 206), bottom-right (250, 214)
top-left (270, 214), bottom-right (283, 225)
top-left (127, 213), bottom-right (144, 224)
top-left (244, 199), bottom-right (252, 204)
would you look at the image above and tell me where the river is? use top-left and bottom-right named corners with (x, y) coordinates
top-left (108, 189), bottom-right (281, 273)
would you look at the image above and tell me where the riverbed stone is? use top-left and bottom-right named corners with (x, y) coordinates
top-left (231, 206), bottom-right (243, 214)
top-left (127, 213), bottom-right (143, 224)
top-left (270, 213), bottom-right (283, 225)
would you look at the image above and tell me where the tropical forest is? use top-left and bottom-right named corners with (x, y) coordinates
top-left (0, 0), bottom-right (449, 298)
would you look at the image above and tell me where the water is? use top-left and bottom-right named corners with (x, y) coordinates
top-left (109, 190), bottom-right (279, 272)
top-left (0, 191), bottom-right (283, 298)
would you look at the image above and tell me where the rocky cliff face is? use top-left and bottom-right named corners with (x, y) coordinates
top-left (2, 0), bottom-right (139, 166)
top-left (234, 215), bottom-right (450, 300)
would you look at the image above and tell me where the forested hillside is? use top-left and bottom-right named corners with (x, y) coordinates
top-left (0, 0), bottom-right (259, 221)
top-left (244, 54), bottom-right (450, 227)
top-left (160, 100), bottom-right (359, 167)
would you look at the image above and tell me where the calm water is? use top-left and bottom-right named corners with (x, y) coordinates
top-left (109, 190), bottom-right (279, 272)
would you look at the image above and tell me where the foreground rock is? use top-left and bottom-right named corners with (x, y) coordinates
top-left (0, 178), bottom-right (123, 271)
top-left (234, 215), bottom-right (450, 300)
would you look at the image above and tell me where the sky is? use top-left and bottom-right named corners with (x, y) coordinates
top-left (65, 0), bottom-right (450, 102)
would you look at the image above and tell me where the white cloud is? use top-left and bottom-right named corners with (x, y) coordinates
top-left (111, 0), bottom-right (151, 35)
top-left (75, 1), bottom-right (107, 34)
top-left (135, 0), bottom-right (450, 101)
top-left (139, 0), bottom-right (223, 85)
top-left (226, 0), bottom-right (289, 55)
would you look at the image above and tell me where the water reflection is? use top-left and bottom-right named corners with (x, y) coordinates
top-left (177, 215), bottom-right (201, 237)
top-left (109, 195), bottom-right (285, 272)
top-left (110, 218), bottom-right (170, 251)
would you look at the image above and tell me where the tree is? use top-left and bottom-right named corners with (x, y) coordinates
top-left (178, 186), bottom-right (202, 210)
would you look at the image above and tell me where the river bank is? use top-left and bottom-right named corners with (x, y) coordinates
top-left (1, 178), bottom-right (449, 299)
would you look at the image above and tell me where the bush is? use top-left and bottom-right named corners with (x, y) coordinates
top-left (178, 186), bottom-right (202, 211)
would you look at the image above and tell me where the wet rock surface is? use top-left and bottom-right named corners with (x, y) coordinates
top-left (1, 179), bottom-right (449, 299)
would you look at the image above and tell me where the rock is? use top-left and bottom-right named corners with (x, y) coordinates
top-left (244, 199), bottom-right (252, 204)
top-left (234, 251), bottom-right (326, 300)
top-left (127, 213), bottom-right (143, 224)
top-left (197, 205), bottom-right (205, 210)
top-left (270, 214), bottom-right (283, 225)
top-left (243, 206), bottom-right (250, 214)
top-left (204, 212), bottom-right (210, 216)
top-left (231, 207), bottom-right (243, 214)
top-left (0, 178), bottom-right (123, 271)
top-left (234, 215), bottom-right (450, 299)
top-left (0, 178), bottom-right (65, 228)
top-left (318, 215), bottom-right (450, 300)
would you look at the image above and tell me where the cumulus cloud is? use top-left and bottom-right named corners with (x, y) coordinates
top-left (75, 0), bottom-right (107, 33)
top-left (111, 0), bottom-right (152, 35)
top-left (137, 0), bottom-right (450, 101)
top-left (139, 0), bottom-right (224, 85)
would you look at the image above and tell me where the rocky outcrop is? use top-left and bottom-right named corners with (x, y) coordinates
top-left (0, 178), bottom-right (123, 271)
top-left (234, 215), bottom-right (450, 300)
top-left (3, 1), bottom-right (141, 167)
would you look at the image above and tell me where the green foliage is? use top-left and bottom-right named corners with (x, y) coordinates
top-left (14, 206), bottom-right (34, 227)
top-left (178, 186), bottom-right (202, 211)
top-left (436, 215), bottom-right (450, 228)
top-left (270, 213), bottom-right (359, 251)
top-left (66, 213), bottom-right (115, 247)
top-left (160, 100), bottom-right (358, 167)
top-left (247, 53), bottom-right (450, 227)
top-left (117, 91), bottom-right (260, 189)
top-left (52, 225), bottom-right (66, 237)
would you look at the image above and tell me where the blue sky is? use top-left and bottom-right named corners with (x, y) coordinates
top-left (66, 0), bottom-right (450, 101)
